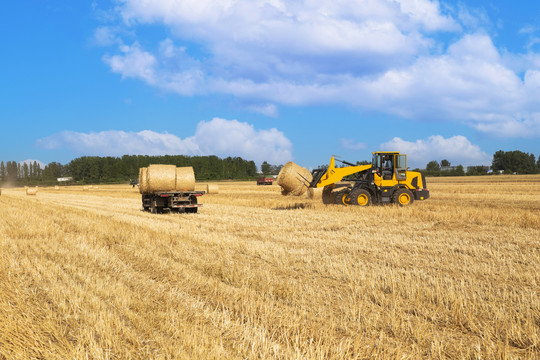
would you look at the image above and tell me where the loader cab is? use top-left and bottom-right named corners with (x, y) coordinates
top-left (372, 152), bottom-right (407, 185)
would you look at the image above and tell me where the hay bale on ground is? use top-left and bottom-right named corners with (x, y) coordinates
top-left (206, 184), bottom-right (219, 194)
top-left (147, 164), bottom-right (176, 193)
top-left (307, 187), bottom-right (323, 200)
top-left (54, 186), bottom-right (60, 190)
top-left (82, 186), bottom-right (90, 191)
top-left (176, 167), bottom-right (195, 191)
top-left (26, 187), bottom-right (38, 196)
top-left (276, 162), bottom-right (312, 196)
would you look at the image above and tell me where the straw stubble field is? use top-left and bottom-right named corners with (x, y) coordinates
top-left (0, 176), bottom-right (538, 359)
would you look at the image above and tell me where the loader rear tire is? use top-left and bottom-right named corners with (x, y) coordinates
top-left (394, 188), bottom-right (414, 206)
top-left (350, 189), bottom-right (371, 206)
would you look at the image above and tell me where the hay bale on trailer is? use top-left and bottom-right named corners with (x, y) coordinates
top-left (139, 167), bottom-right (148, 194)
top-left (139, 165), bottom-right (204, 213)
top-left (26, 187), bottom-right (38, 196)
top-left (176, 167), bottom-right (195, 191)
top-left (146, 164), bottom-right (177, 193)
top-left (206, 184), bottom-right (219, 194)
top-left (277, 162), bottom-right (312, 196)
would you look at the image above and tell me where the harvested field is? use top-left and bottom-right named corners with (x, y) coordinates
top-left (0, 176), bottom-right (539, 359)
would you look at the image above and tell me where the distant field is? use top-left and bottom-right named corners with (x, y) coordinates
top-left (0, 176), bottom-right (539, 359)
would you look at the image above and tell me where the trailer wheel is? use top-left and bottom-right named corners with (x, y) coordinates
top-left (350, 189), bottom-right (371, 206)
top-left (393, 188), bottom-right (414, 206)
top-left (186, 207), bottom-right (198, 213)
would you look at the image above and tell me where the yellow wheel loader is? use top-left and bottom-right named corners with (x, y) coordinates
top-left (309, 152), bottom-right (429, 206)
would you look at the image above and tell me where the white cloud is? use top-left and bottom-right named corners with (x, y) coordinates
top-left (92, 26), bottom-right (122, 46)
top-left (247, 103), bottom-right (279, 117)
top-left (380, 135), bottom-right (491, 167)
top-left (98, 1), bottom-right (540, 138)
top-left (103, 43), bottom-right (157, 84)
top-left (19, 159), bottom-right (47, 169)
top-left (340, 138), bottom-right (366, 150)
top-left (35, 118), bottom-right (292, 165)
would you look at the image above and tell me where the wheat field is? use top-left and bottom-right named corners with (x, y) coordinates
top-left (0, 176), bottom-right (538, 359)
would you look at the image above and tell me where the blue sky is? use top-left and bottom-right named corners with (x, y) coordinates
top-left (1, 0), bottom-right (540, 170)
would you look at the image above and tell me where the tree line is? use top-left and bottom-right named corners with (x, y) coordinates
top-left (421, 150), bottom-right (540, 176)
top-left (0, 155), bottom-right (258, 186)
top-left (1, 150), bottom-right (539, 186)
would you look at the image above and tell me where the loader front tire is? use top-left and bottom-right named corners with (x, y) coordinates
top-left (394, 188), bottom-right (414, 206)
top-left (351, 189), bottom-right (371, 206)
top-left (335, 191), bottom-right (351, 206)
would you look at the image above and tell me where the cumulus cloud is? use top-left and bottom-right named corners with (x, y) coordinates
top-left (97, 0), bottom-right (540, 138)
top-left (35, 118), bottom-right (292, 165)
top-left (380, 135), bottom-right (491, 167)
top-left (340, 138), bottom-right (367, 150)
top-left (19, 159), bottom-right (47, 169)
top-left (247, 103), bottom-right (279, 117)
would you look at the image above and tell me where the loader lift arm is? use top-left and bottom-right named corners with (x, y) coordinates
top-left (310, 156), bottom-right (372, 188)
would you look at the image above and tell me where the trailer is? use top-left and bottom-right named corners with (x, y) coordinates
top-left (257, 177), bottom-right (274, 185)
top-left (142, 190), bottom-right (205, 214)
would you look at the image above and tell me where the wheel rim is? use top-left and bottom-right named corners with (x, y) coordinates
top-left (357, 194), bottom-right (368, 206)
top-left (399, 193), bottom-right (410, 205)
top-left (342, 194), bottom-right (350, 205)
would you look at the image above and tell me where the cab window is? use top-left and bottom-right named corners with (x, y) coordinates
top-left (395, 155), bottom-right (406, 170)
top-left (395, 155), bottom-right (407, 180)
top-left (372, 154), bottom-right (381, 169)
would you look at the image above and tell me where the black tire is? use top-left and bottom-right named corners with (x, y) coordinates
top-left (350, 189), bottom-right (372, 206)
top-left (185, 207), bottom-right (198, 213)
top-left (393, 188), bottom-right (414, 206)
top-left (322, 186), bottom-right (335, 204)
top-left (334, 191), bottom-right (351, 206)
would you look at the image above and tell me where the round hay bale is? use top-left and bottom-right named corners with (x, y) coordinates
top-left (147, 164), bottom-right (176, 193)
top-left (139, 167), bottom-right (148, 194)
top-left (276, 161), bottom-right (312, 196)
top-left (54, 185), bottom-right (60, 190)
top-left (176, 167), bottom-right (195, 191)
top-left (206, 183), bottom-right (219, 194)
top-left (26, 187), bottom-right (38, 196)
top-left (82, 186), bottom-right (90, 191)
top-left (307, 187), bottom-right (323, 200)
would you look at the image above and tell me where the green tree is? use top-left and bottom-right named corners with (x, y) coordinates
top-left (426, 161), bottom-right (440, 172)
top-left (492, 150), bottom-right (538, 174)
top-left (42, 162), bottom-right (64, 182)
top-left (441, 159), bottom-right (450, 167)
top-left (270, 164), bottom-right (283, 174)
top-left (0, 161), bottom-right (5, 182)
top-left (467, 166), bottom-right (489, 176)
top-left (261, 161), bottom-right (272, 175)
top-left (6, 161), bottom-right (18, 183)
